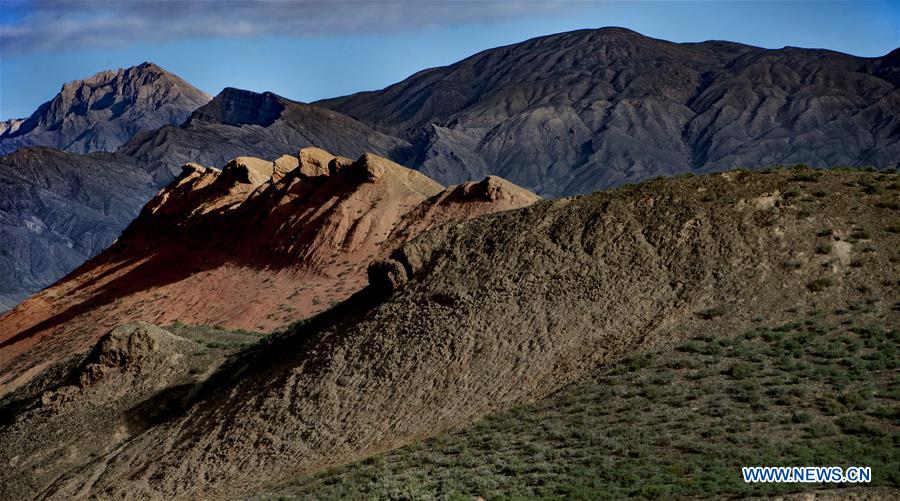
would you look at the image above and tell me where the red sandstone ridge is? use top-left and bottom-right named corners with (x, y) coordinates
top-left (0, 148), bottom-right (539, 395)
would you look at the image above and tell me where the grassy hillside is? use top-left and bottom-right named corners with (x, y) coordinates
top-left (260, 307), bottom-right (898, 499)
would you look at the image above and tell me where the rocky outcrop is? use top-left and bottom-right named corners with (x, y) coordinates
top-left (0, 62), bottom-right (211, 156)
top-left (0, 119), bottom-right (23, 136)
top-left (119, 88), bottom-right (410, 182)
top-left (0, 148), bottom-right (539, 395)
top-left (78, 322), bottom-right (196, 386)
top-left (321, 27), bottom-right (900, 196)
top-left (0, 322), bottom-right (216, 499)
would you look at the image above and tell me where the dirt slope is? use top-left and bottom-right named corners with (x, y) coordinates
top-left (1, 167), bottom-right (894, 499)
top-left (0, 148), bottom-right (538, 396)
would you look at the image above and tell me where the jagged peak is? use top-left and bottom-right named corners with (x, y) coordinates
top-left (221, 156), bottom-right (275, 186)
top-left (58, 61), bottom-right (192, 94)
top-left (142, 147), bottom-right (539, 245)
top-left (189, 87), bottom-right (287, 126)
top-left (454, 175), bottom-right (541, 203)
top-left (297, 146), bottom-right (336, 178)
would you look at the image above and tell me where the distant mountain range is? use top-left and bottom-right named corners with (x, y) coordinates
top-left (320, 28), bottom-right (900, 194)
top-left (0, 27), bottom-right (898, 310)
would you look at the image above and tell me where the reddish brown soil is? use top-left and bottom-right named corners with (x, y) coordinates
top-left (0, 148), bottom-right (539, 395)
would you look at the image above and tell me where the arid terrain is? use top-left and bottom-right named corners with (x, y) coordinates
top-left (0, 148), bottom-right (538, 395)
top-left (2, 27), bottom-right (898, 311)
top-left (1, 166), bottom-right (896, 499)
top-left (1, 20), bottom-right (898, 501)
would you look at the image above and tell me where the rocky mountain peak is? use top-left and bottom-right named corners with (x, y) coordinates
top-left (187, 87), bottom-right (286, 127)
top-left (0, 62), bottom-right (211, 155)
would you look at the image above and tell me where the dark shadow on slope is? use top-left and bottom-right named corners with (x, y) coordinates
top-left (119, 287), bottom-right (384, 429)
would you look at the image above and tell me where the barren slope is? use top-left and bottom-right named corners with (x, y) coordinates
top-left (321, 28), bottom-right (900, 195)
top-left (1, 167), bottom-right (894, 499)
top-left (0, 148), bottom-right (538, 395)
top-left (0, 147), bottom-right (156, 311)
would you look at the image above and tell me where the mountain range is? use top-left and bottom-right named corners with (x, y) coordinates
top-left (1, 26), bottom-right (899, 500)
top-left (0, 27), bottom-right (898, 311)
top-left (321, 28), bottom-right (900, 193)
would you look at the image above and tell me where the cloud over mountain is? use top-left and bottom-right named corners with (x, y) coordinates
top-left (1, 0), bottom-right (574, 54)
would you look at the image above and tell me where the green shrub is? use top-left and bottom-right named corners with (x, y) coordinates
top-left (806, 420), bottom-right (837, 438)
top-left (791, 410), bottom-right (812, 424)
top-left (696, 306), bottom-right (726, 320)
top-left (789, 172), bottom-right (819, 182)
top-left (806, 278), bottom-right (834, 292)
top-left (727, 362), bottom-right (756, 379)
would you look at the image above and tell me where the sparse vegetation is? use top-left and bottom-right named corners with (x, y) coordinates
top-left (260, 314), bottom-right (899, 500)
top-left (696, 306), bottom-right (726, 320)
top-left (788, 172), bottom-right (820, 182)
top-left (807, 277), bottom-right (834, 292)
top-left (165, 322), bottom-right (264, 351)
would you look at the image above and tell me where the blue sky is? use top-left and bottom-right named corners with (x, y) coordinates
top-left (1, 0), bottom-right (898, 120)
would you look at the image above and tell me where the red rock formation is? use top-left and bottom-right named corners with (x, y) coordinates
top-left (0, 148), bottom-right (539, 395)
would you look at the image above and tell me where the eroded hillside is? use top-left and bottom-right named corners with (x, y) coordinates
top-left (322, 28), bottom-right (900, 195)
top-left (0, 148), bottom-right (538, 395)
top-left (0, 167), bottom-right (895, 499)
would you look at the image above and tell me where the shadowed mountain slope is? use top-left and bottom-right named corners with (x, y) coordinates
top-left (0, 167), bottom-right (895, 499)
top-left (0, 147), bottom-right (155, 312)
top-left (320, 28), bottom-right (900, 195)
top-left (0, 148), bottom-right (538, 395)
top-left (119, 87), bottom-right (411, 183)
top-left (0, 63), bottom-right (211, 156)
